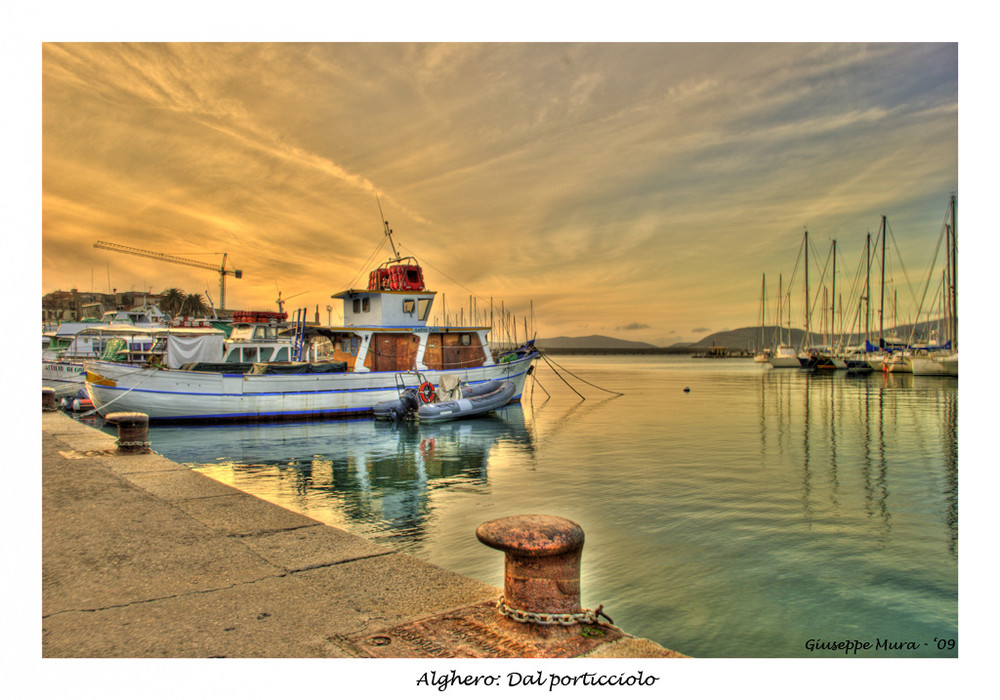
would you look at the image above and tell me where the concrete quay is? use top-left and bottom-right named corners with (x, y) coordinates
top-left (42, 410), bottom-right (684, 659)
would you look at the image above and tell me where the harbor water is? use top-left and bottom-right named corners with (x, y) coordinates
top-left (100, 355), bottom-right (958, 658)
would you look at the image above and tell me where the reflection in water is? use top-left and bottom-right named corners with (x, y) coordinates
top-left (756, 369), bottom-right (958, 554)
top-left (110, 356), bottom-right (957, 658)
top-left (148, 406), bottom-right (537, 546)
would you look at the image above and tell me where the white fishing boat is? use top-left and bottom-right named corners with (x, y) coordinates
top-left (84, 227), bottom-right (539, 422)
top-left (42, 304), bottom-right (175, 398)
top-left (42, 323), bottom-right (166, 398)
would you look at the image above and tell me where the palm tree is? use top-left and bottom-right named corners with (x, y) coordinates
top-left (159, 288), bottom-right (185, 318)
top-left (180, 293), bottom-right (208, 318)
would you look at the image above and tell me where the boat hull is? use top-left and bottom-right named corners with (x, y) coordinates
top-left (911, 353), bottom-right (958, 377)
top-left (42, 359), bottom-right (86, 398)
top-left (84, 354), bottom-right (537, 422)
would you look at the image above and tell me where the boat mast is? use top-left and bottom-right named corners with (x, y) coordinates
top-left (831, 239), bottom-right (837, 352)
top-left (865, 232), bottom-right (871, 344)
top-left (778, 274), bottom-right (785, 346)
top-left (804, 230), bottom-right (810, 350)
top-left (376, 195), bottom-right (402, 262)
top-left (950, 194), bottom-right (958, 350)
top-left (879, 215), bottom-right (887, 345)
top-left (760, 273), bottom-right (766, 351)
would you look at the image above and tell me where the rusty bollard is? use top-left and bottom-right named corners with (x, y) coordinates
top-left (477, 514), bottom-right (610, 626)
top-left (104, 412), bottom-right (152, 454)
top-left (42, 387), bottom-right (57, 412)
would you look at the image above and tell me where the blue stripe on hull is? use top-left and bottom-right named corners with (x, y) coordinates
top-left (87, 358), bottom-right (536, 422)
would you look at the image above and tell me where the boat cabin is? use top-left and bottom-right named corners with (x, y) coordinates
top-left (325, 258), bottom-right (496, 374)
top-left (224, 320), bottom-right (294, 364)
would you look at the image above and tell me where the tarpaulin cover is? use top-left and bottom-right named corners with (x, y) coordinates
top-left (248, 361), bottom-right (349, 375)
top-left (165, 334), bottom-right (224, 369)
top-left (179, 362), bottom-right (256, 374)
top-left (436, 374), bottom-right (462, 401)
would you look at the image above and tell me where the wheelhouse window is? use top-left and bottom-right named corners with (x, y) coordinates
top-left (402, 299), bottom-right (416, 315)
top-left (418, 299), bottom-right (432, 321)
top-left (460, 333), bottom-right (472, 346)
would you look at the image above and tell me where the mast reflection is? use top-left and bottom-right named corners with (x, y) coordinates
top-left (756, 369), bottom-right (957, 555)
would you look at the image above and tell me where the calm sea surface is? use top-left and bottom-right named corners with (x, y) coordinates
top-left (101, 355), bottom-right (958, 658)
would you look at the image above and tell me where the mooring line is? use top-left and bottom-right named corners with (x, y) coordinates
top-left (540, 353), bottom-right (586, 400)
top-left (539, 351), bottom-right (625, 397)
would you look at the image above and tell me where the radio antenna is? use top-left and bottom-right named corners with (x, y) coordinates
top-left (376, 195), bottom-right (401, 261)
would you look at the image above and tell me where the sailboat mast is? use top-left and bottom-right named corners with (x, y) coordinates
top-left (950, 194), bottom-right (958, 350)
top-left (804, 230), bottom-right (810, 349)
top-left (865, 232), bottom-right (871, 343)
top-left (779, 274), bottom-right (785, 346)
top-left (831, 239), bottom-right (837, 350)
top-left (879, 215), bottom-right (887, 344)
top-left (760, 273), bottom-right (766, 351)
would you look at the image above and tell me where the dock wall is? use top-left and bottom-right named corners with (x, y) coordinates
top-left (42, 411), bottom-right (683, 659)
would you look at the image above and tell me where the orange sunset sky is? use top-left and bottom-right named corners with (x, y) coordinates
top-left (36, 36), bottom-right (963, 346)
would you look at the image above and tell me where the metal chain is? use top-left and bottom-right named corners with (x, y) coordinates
top-left (116, 440), bottom-right (151, 448)
top-left (496, 596), bottom-right (614, 626)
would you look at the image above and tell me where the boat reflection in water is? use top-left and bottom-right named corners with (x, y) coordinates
top-left (138, 405), bottom-right (535, 546)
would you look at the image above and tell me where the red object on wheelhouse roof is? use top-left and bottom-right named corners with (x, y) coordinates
top-left (367, 257), bottom-right (425, 292)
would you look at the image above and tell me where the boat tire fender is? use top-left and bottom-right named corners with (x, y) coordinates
top-left (419, 382), bottom-right (435, 403)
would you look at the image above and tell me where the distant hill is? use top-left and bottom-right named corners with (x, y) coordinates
top-left (535, 319), bottom-right (953, 355)
top-left (536, 335), bottom-right (659, 350)
top-left (690, 321), bottom-right (953, 350)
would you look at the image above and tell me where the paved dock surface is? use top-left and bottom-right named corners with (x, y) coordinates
top-left (42, 411), bottom-right (682, 658)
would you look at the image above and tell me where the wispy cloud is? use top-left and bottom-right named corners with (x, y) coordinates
top-left (43, 43), bottom-right (957, 342)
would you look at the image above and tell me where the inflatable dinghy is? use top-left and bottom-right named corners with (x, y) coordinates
top-left (372, 387), bottom-right (420, 420)
top-left (416, 379), bottom-right (516, 423)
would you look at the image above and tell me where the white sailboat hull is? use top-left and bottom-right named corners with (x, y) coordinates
top-left (84, 355), bottom-right (536, 421)
top-left (911, 353), bottom-right (958, 376)
top-left (768, 347), bottom-right (801, 368)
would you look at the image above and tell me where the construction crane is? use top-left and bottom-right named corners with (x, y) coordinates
top-left (93, 240), bottom-right (243, 311)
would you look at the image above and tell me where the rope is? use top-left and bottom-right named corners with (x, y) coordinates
top-left (540, 352), bottom-right (625, 397)
top-left (78, 364), bottom-right (159, 418)
top-left (541, 353), bottom-right (586, 400)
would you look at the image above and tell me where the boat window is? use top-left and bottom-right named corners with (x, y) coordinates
top-left (362, 298), bottom-right (370, 312)
top-left (226, 349), bottom-right (240, 362)
top-left (274, 347), bottom-right (289, 362)
top-left (253, 327), bottom-right (268, 340)
top-left (460, 334), bottom-right (471, 346)
top-left (353, 299), bottom-right (361, 314)
top-left (242, 347), bottom-right (258, 363)
top-left (418, 299), bottom-right (432, 321)
top-left (402, 299), bottom-right (416, 315)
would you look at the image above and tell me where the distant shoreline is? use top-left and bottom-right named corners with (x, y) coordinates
top-left (537, 347), bottom-right (709, 355)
